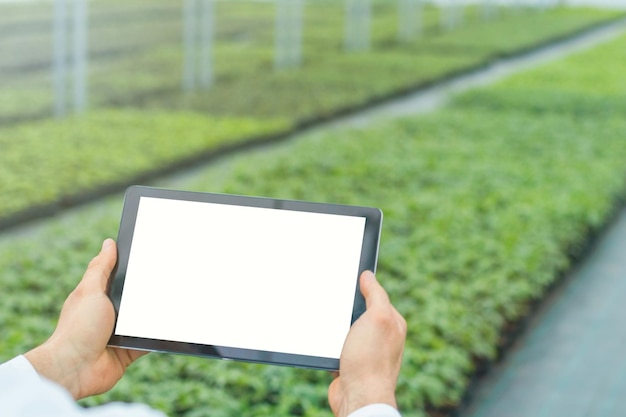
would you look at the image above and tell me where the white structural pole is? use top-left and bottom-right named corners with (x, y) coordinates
top-left (482, 0), bottom-right (497, 20)
top-left (345, 0), bottom-right (371, 52)
top-left (537, 0), bottom-right (550, 11)
top-left (183, 0), bottom-right (214, 91)
top-left (199, 0), bottom-right (214, 88)
top-left (73, 0), bottom-right (88, 113)
top-left (183, 0), bottom-right (198, 92)
top-left (53, 0), bottom-right (68, 117)
top-left (398, 0), bottom-right (422, 42)
top-left (275, 0), bottom-right (288, 68)
top-left (275, 0), bottom-right (304, 70)
top-left (291, 0), bottom-right (304, 67)
top-left (456, 0), bottom-right (464, 27)
top-left (442, 0), bottom-right (459, 31)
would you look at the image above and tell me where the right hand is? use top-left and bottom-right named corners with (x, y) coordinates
top-left (25, 239), bottom-right (147, 400)
top-left (328, 270), bottom-right (407, 417)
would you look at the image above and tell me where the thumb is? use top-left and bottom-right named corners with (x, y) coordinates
top-left (360, 270), bottom-right (390, 310)
top-left (328, 375), bottom-right (342, 416)
top-left (82, 238), bottom-right (117, 292)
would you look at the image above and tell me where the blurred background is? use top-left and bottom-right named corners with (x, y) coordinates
top-left (1, 1), bottom-right (626, 417)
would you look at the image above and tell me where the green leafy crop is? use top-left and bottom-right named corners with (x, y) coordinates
top-left (1, 33), bottom-right (626, 417)
top-left (203, 109), bottom-right (626, 413)
top-left (0, 110), bottom-right (289, 219)
top-left (0, 4), bottom-right (622, 225)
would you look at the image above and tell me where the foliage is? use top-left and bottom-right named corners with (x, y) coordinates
top-left (0, 3), bottom-right (622, 222)
top-left (453, 29), bottom-right (626, 115)
top-left (0, 110), bottom-right (289, 218)
top-left (1, 33), bottom-right (626, 416)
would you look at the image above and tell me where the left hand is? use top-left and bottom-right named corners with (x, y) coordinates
top-left (328, 271), bottom-right (406, 417)
top-left (25, 238), bottom-right (147, 400)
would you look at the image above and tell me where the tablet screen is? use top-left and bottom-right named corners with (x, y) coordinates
top-left (108, 186), bottom-right (382, 369)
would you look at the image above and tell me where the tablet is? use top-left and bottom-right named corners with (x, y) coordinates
top-left (107, 185), bottom-right (383, 371)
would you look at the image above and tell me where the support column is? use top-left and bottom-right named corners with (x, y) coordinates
top-left (345, 0), bottom-right (371, 52)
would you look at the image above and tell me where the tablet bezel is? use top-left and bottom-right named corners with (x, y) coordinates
top-left (107, 185), bottom-right (383, 371)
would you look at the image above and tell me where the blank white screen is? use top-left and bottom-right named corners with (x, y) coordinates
top-left (114, 196), bottom-right (366, 359)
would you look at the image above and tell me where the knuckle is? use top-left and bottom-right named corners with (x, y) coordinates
top-left (87, 255), bottom-right (101, 271)
top-left (371, 306), bottom-right (396, 327)
top-left (69, 282), bottom-right (87, 299)
top-left (398, 314), bottom-right (408, 336)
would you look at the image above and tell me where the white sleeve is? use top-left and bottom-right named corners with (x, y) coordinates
top-left (1, 356), bottom-right (401, 417)
top-left (0, 355), bottom-right (167, 417)
top-left (347, 404), bottom-right (402, 417)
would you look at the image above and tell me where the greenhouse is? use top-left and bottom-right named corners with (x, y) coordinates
top-left (1, 1), bottom-right (625, 417)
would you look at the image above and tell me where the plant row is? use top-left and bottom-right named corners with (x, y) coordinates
top-left (1, 32), bottom-right (625, 417)
top-left (0, 111), bottom-right (289, 219)
top-left (0, 6), bottom-right (621, 224)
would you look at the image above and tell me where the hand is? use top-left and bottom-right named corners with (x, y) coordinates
top-left (328, 271), bottom-right (407, 417)
top-left (25, 239), bottom-right (147, 400)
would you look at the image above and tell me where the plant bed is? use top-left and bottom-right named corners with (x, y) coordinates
top-left (0, 110), bottom-right (290, 228)
top-left (1, 33), bottom-right (626, 417)
top-left (0, 8), bottom-right (623, 228)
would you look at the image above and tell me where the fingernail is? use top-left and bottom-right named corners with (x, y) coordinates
top-left (363, 270), bottom-right (376, 282)
top-left (102, 238), bottom-right (113, 250)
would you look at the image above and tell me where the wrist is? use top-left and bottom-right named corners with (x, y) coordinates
top-left (25, 340), bottom-right (83, 399)
top-left (339, 386), bottom-right (397, 417)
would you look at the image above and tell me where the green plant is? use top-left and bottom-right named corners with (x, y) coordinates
top-left (1, 6), bottom-right (622, 224)
top-left (0, 110), bottom-right (289, 218)
top-left (1, 33), bottom-right (625, 416)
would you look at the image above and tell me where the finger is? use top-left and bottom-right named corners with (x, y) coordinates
top-left (114, 347), bottom-right (149, 368)
top-left (360, 270), bottom-right (391, 310)
top-left (327, 377), bottom-right (341, 416)
top-left (127, 349), bottom-right (149, 362)
top-left (83, 239), bottom-right (117, 291)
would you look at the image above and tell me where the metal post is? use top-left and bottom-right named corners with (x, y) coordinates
top-left (73, 0), bottom-right (88, 113)
top-left (183, 0), bottom-right (198, 92)
top-left (53, 0), bottom-right (68, 118)
top-left (345, 0), bottom-right (371, 52)
top-left (538, 0), bottom-right (550, 11)
top-left (482, 0), bottom-right (497, 20)
top-left (276, 0), bottom-right (304, 70)
top-left (290, 0), bottom-right (304, 67)
top-left (199, 0), bottom-right (214, 88)
top-left (399, 0), bottom-right (422, 42)
top-left (345, 0), bottom-right (355, 50)
top-left (275, 0), bottom-right (289, 69)
top-left (442, 0), bottom-right (457, 31)
top-left (455, 0), bottom-right (464, 27)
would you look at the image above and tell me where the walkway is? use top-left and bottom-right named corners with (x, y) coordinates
top-left (460, 207), bottom-right (626, 417)
top-left (328, 17), bottom-right (626, 129)
top-left (168, 17), bottom-right (626, 188)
